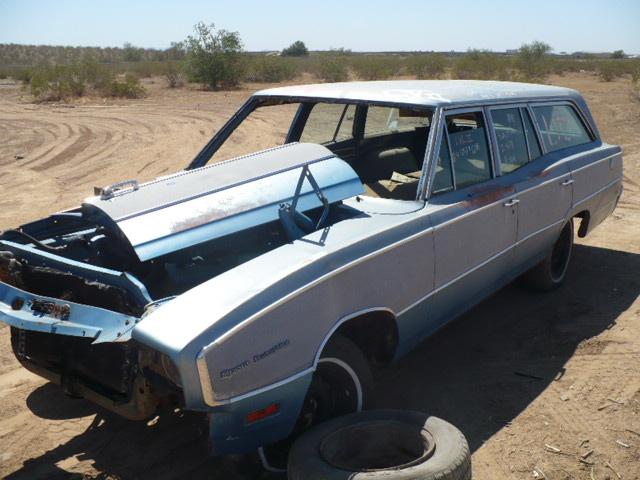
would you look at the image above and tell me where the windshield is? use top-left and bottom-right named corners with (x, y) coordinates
top-left (196, 99), bottom-right (434, 201)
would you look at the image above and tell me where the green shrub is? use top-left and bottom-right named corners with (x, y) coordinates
top-left (162, 61), bottom-right (185, 88)
top-left (351, 56), bottom-right (400, 80)
top-left (453, 50), bottom-right (511, 80)
top-left (282, 41), bottom-right (309, 57)
top-left (30, 64), bottom-right (88, 101)
top-left (244, 56), bottom-right (298, 83)
top-left (316, 54), bottom-right (348, 82)
top-left (17, 68), bottom-right (33, 84)
top-left (102, 74), bottom-right (146, 98)
top-left (184, 22), bottom-right (244, 90)
top-left (597, 61), bottom-right (627, 82)
top-left (406, 53), bottom-right (448, 79)
top-left (515, 41), bottom-right (552, 81)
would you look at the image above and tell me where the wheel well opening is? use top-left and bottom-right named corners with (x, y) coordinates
top-left (573, 210), bottom-right (590, 238)
top-left (330, 311), bottom-right (399, 367)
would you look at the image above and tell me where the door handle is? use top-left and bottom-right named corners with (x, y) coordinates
top-left (503, 198), bottom-right (520, 207)
top-left (561, 178), bottom-right (574, 186)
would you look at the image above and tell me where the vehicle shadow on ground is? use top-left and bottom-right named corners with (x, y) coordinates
top-left (375, 243), bottom-right (640, 453)
top-left (6, 244), bottom-right (639, 479)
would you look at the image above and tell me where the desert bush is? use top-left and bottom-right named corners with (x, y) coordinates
top-left (244, 56), bottom-right (298, 83)
top-left (315, 53), bottom-right (349, 82)
top-left (598, 61), bottom-right (625, 82)
top-left (453, 50), bottom-right (511, 80)
top-left (351, 55), bottom-right (400, 80)
top-left (184, 22), bottom-right (244, 90)
top-left (282, 41), bottom-right (309, 57)
top-left (30, 64), bottom-right (89, 101)
top-left (406, 53), bottom-right (448, 79)
top-left (13, 67), bottom-right (33, 84)
top-left (611, 50), bottom-right (626, 59)
top-left (102, 74), bottom-right (146, 98)
top-left (515, 41), bottom-right (553, 81)
top-left (162, 61), bottom-right (185, 88)
top-left (26, 60), bottom-right (143, 101)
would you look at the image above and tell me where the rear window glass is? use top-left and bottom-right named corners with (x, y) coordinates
top-left (300, 103), bottom-right (355, 145)
top-left (446, 112), bottom-right (492, 188)
top-left (532, 105), bottom-right (592, 153)
top-left (365, 106), bottom-right (431, 138)
top-left (491, 108), bottom-right (529, 174)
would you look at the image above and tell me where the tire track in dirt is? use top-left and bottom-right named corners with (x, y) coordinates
top-left (32, 124), bottom-right (93, 171)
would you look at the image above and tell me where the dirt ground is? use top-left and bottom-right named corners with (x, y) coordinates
top-left (0, 73), bottom-right (638, 480)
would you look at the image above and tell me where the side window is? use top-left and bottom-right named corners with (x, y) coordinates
top-left (365, 106), bottom-right (431, 138)
top-left (432, 135), bottom-right (454, 194)
top-left (446, 112), bottom-right (492, 189)
top-left (532, 104), bottom-right (592, 153)
top-left (491, 108), bottom-right (529, 174)
top-left (300, 103), bottom-right (355, 145)
top-left (521, 108), bottom-right (542, 160)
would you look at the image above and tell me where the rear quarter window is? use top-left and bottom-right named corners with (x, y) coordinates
top-left (532, 104), bottom-right (592, 153)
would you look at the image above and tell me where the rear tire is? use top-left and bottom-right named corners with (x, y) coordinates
top-left (522, 219), bottom-right (574, 291)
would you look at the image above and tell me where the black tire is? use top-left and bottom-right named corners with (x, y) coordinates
top-left (522, 219), bottom-right (574, 291)
top-left (287, 410), bottom-right (471, 480)
top-left (259, 335), bottom-right (374, 472)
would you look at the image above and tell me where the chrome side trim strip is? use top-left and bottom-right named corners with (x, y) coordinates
top-left (397, 218), bottom-right (565, 316)
top-left (196, 175), bottom-right (622, 407)
top-left (570, 152), bottom-right (620, 175)
top-left (198, 307), bottom-right (394, 406)
top-left (573, 176), bottom-right (623, 208)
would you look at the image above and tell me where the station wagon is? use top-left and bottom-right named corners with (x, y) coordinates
top-left (0, 80), bottom-right (623, 468)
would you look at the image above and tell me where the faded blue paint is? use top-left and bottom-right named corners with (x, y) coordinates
top-left (0, 281), bottom-right (138, 343)
top-left (0, 81), bottom-right (624, 456)
top-left (208, 373), bottom-right (312, 454)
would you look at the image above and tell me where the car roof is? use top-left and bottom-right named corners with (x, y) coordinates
top-left (254, 80), bottom-right (580, 108)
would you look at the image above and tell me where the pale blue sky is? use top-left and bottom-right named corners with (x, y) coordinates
top-left (0, 0), bottom-right (638, 53)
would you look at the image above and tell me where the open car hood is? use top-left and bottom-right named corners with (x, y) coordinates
top-left (82, 143), bottom-right (364, 261)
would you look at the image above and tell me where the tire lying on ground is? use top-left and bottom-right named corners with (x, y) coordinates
top-left (287, 410), bottom-right (471, 480)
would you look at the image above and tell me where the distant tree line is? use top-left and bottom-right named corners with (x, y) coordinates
top-left (2, 23), bottom-right (638, 100)
top-left (0, 42), bottom-right (186, 67)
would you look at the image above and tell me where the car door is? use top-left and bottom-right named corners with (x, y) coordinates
top-left (492, 104), bottom-right (573, 270)
top-left (426, 107), bottom-right (518, 329)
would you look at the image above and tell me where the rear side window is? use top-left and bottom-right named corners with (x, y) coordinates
top-left (446, 112), bottom-right (492, 189)
top-left (491, 108), bottom-right (529, 174)
top-left (532, 105), bottom-right (592, 152)
top-left (300, 103), bottom-right (355, 145)
top-left (365, 106), bottom-right (431, 138)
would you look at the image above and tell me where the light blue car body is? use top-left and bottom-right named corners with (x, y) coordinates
top-left (0, 81), bottom-right (622, 454)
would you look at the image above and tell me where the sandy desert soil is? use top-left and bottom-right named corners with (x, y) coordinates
top-left (0, 73), bottom-right (639, 480)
